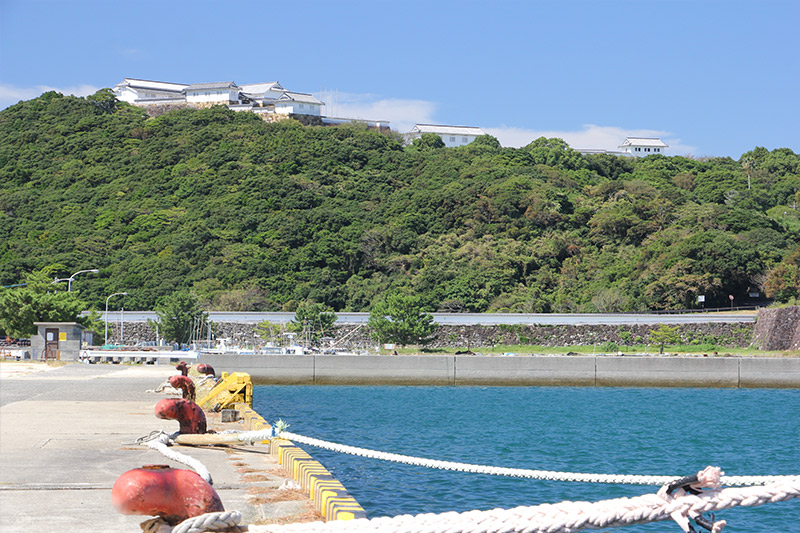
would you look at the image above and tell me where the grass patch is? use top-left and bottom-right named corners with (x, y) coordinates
top-left (382, 344), bottom-right (793, 357)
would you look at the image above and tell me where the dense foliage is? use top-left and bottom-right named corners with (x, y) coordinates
top-left (1, 91), bottom-right (799, 315)
top-left (0, 267), bottom-right (95, 337)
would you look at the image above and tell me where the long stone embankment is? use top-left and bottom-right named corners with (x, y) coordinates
top-left (198, 353), bottom-right (800, 388)
top-left (110, 322), bottom-right (755, 350)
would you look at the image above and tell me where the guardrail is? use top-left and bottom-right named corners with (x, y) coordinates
top-left (91, 310), bottom-right (759, 325)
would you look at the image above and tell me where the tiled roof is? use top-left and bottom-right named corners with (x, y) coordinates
top-left (412, 124), bottom-right (485, 136)
top-left (277, 92), bottom-right (323, 105)
top-left (239, 82), bottom-right (284, 94)
top-left (119, 78), bottom-right (187, 92)
top-left (184, 82), bottom-right (239, 91)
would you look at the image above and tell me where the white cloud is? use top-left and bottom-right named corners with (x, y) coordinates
top-left (484, 124), bottom-right (697, 156)
top-left (318, 92), bottom-right (437, 134)
top-left (0, 83), bottom-right (101, 110)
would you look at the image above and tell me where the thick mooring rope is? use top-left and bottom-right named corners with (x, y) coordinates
top-left (171, 510), bottom-right (244, 533)
top-left (244, 475), bottom-right (800, 533)
top-left (137, 431), bottom-right (213, 485)
top-left (269, 430), bottom-right (797, 487)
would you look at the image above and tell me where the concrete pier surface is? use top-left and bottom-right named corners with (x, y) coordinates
top-left (0, 362), bottom-right (317, 533)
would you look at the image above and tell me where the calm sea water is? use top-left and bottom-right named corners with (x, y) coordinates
top-left (254, 386), bottom-right (800, 532)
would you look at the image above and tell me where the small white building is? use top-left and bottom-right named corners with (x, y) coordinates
top-left (618, 137), bottom-right (668, 156)
top-left (408, 124), bottom-right (486, 148)
top-left (273, 92), bottom-right (324, 116)
top-left (113, 78), bottom-right (187, 105)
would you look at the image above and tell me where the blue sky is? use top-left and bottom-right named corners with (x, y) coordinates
top-left (1, 0), bottom-right (797, 158)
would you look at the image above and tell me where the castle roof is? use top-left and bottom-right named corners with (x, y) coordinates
top-left (411, 124), bottom-right (485, 136)
top-left (618, 137), bottom-right (668, 148)
top-left (183, 81), bottom-right (239, 92)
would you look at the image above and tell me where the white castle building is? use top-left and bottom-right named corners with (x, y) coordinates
top-left (575, 137), bottom-right (669, 157)
top-left (113, 78), bottom-right (324, 118)
top-left (618, 137), bottom-right (669, 155)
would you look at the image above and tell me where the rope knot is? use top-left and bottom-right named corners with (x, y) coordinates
top-left (661, 467), bottom-right (728, 533)
top-left (696, 466), bottom-right (723, 490)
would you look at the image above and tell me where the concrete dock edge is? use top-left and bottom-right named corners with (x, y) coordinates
top-left (236, 404), bottom-right (367, 521)
top-left (201, 354), bottom-right (800, 388)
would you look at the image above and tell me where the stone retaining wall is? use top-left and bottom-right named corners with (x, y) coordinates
top-left (105, 321), bottom-right (754, 349)
top-left (751, 306), bottom-right (800, 350)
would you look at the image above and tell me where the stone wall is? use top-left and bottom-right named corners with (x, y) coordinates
top-left (751, 306), bottom-right (800, 350)
top-left (103, 321), bottom-right (754, 350)
top-left (426, 323), bottom-right (753, 349)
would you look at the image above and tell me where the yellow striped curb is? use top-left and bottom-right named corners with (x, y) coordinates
top-left (236, 403), bottom-right (367, 521)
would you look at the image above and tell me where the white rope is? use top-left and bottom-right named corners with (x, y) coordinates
top-left (245, 477), bottom-right (800, 533)
top-left (138, 431), bottom-right (213, 485)
top-left (198, 375), bottom-right (217, 386)
top-left (146, 380), bottom-right (181, 395)
top-left (275, 431), bottom-right (800, 487)
top-left (171, 510), bottom-right (243, 533)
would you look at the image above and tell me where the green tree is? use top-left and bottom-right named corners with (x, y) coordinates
top-left (254, 320), bottom-right (283, 344)
top-left (150, 292), bottom-right (208, 345)
top-left (286, 301), bottom-right (337, 344)
top-left (0, 268), bottom-right (94, 338)
top-left (86, 88), bottom-right (118, 114)
top-left (764, 246), bottom-right (800, 302)
top-left (410, 132), bottom-right (445, 150)
top-left (368, 290), bottom-right (438, 347)
top-left (649, 325), bottom-right (680, 354)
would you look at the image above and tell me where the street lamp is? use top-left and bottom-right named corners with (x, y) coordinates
top-left (105, 292), bottom-right (128, 345)
top-left (53, 269), bottom-right (100, 292)
top-left (67, 269), bottom-right (99, 292)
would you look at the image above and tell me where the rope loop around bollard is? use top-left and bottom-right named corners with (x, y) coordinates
top-left (170, 510), bottom-right (244, 533)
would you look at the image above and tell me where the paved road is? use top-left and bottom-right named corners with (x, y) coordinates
top-left (101, 310), bottom-right (758, 325)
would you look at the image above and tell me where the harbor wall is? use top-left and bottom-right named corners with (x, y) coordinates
top-left (199, 354), bottom-right (800, 388)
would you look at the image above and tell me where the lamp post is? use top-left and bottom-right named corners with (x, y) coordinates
top-left (67, 269), bottom-right (99, 292)
top-left (53, 269), bottom-right (99, 291)
top-left (105, 292), bottom-right (128, 345)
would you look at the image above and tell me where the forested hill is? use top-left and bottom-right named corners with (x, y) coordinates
top-left (2, 90), bottom-right (800, 313)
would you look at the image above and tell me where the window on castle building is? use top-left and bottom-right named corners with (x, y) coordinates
top-left (463, 137), bottom-right (468, 143)
top-left (450, 136), bottom-right (456, 143)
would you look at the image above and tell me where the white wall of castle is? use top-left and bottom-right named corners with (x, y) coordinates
top-left (185, 88), bottom-right (239, 104)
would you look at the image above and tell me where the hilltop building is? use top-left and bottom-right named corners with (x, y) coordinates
top-left (618, 137), bottom-right (669, 155)
top-left (408, 124), bottom-right (486, 148)
top-left (574, 137), bottom-right (669, 157)
top-left (113, 78), bottom-right (392, 129)
top-left (113, 78), bottom-right (325, 121)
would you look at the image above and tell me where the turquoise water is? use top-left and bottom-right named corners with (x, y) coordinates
top-left (254, 386), bottom-right (800, 532)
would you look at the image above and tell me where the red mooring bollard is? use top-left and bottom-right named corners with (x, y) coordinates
top-left (175, 361), bottom-right (189, 376)
top-left (155, 398), bottom-right (207, 434)
top-left (111, 465), bottom-right (224, 525)
top-left (168, 375), bottom-right (196, 401)
top-left (196, 363), bottom-right (216, 377)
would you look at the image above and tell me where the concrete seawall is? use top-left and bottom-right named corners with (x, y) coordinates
top-left (199, 354), bottom-right (800, 388)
